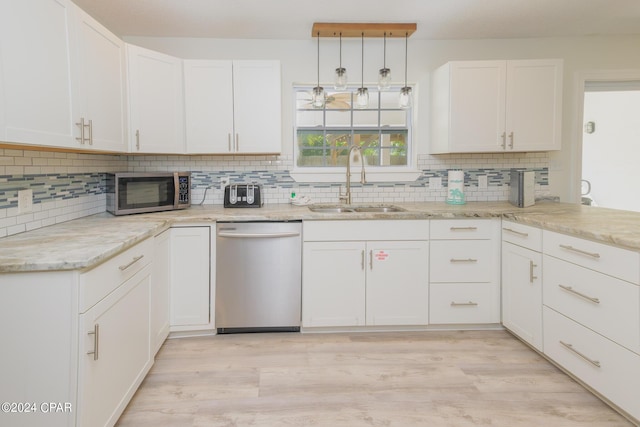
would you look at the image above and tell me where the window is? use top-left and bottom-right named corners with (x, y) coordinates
top-left (293, 86), bottom-right (417, 182)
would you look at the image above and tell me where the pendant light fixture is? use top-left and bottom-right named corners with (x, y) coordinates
top-left (334, 32), bottom-right (348, 90)
top-left (355, 32), bottom-right (369, 109)
top-left (377, 32), bottom-right (391, 91)
top-left (312, 31), bottom-right (325, 109)
top-left (399, 31), bottom-right (412, 109)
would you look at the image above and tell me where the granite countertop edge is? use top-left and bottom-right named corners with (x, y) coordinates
top-left (1, 201), bottom-right (639, 273)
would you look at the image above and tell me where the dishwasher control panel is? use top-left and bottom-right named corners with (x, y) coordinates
top-left (224, 184), bottom-right (263, 208)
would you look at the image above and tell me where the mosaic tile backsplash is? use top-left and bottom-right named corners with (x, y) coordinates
top-left (0, 148), bottom-right (550, 237)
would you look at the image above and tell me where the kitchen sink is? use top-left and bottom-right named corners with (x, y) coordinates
top-left (308, 205), bottom-right (405, 213)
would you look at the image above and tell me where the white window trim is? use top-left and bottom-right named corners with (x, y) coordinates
top-left (291, 83), bottom-right (420, 183)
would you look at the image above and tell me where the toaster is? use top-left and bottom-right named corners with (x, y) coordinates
top-left (223, 184), bottom-right (264, 208)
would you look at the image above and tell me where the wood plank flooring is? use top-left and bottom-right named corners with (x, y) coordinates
top-left (116, 330), bottom-right (635, 426)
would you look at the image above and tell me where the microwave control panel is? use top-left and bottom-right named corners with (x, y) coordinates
top-left (178, 176), bottom-right (190, 204)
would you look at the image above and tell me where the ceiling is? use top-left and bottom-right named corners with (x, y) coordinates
top-left (72, 0), bottom-right (640, 40)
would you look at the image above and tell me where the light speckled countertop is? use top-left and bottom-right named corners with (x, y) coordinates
top-left (1, 201), bottom-right (639, 273)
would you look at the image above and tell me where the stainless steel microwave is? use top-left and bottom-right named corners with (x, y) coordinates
top-left (106, 172), bottom-right (191, 215)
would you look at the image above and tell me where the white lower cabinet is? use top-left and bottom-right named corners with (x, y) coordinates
top-left (151, 229), bottom-right (171, 354)
top-left (77, 265), bottom-right (151, 427)
top-left (429, 219), bottom-right (501, 325)
top-left (501, 221), bottom-right (543, 351)
top-left (302, 220), bottom-right (429, 328)
top-left (169, 225), bottom-right (215, 332)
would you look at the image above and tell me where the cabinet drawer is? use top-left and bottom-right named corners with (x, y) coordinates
top-left (80, 238), bottom-right (153, 313)
top-left (303, 220), bottom-right (429, 242)
top-left (543, 230), bottom-right (640, 284)
top-left (430, 219), bottom-right (496, 240)
top-left (543, 255), bottom-right (640, 354)
top-left (430, 283), bottom-right (500, 324)
top-left (501, 220), bottom-right (542, 252)
top-left (543, 307), bottom-right (640, 421)
top-left (430, 240), bottom-right (494, 283)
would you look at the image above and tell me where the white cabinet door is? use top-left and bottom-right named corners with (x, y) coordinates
top-left (0, 0), bottom-right (78, 148)
top-left (431, 59), bottom-right (562, 153)
top-left (77, 265), bottom-right (152, 427)
top-left (169, 227), bottom-right (211, 328)
top-left (232, 60), bottom-right (282, 154)
top-left (505, 60), bottom-right (563, 151)
top-left (184, 60), bottom-right (281, 154)
top-left (302, 241), bottom-right (366, 327)
top-left (127, 44), bottom-right (184, 153)
top-left (72, 4), bottom-right (127, 152)
top-left (151, 230), bottom-right (170, 354)
top-left (184, 60), bottom-right (234, 153)
top-left (502, 241), bottom-right (543, 350)
top-left (366, 241), bottom-right (429, 326)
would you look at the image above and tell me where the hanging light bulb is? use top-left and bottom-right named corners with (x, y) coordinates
top-left (355, 32), bottom-right (369, 109)
top-left (334, 32), bottom-right (348, 90)
top-left (312, 31), bottom-right (325, 108)
top-left (377, 32), bottom-right (391, 91)
top-left (399, 31), bottom-right (412, 109)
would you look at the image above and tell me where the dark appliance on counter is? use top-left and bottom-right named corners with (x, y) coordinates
top-left (509, 170), bottom-right (535, 208)
top-left (223, 184), bottom-right (263, 208)
top-left (106, 172), bottom-right (191, 215)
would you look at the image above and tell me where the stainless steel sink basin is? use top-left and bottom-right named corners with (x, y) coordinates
top-left (308, 204), bottom-right (405, 213)
top-left (308, 206), bottom-right (354, 213)
top-left (352, 206), bottom-right (405, 213)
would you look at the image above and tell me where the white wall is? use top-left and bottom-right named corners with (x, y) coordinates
top-left (582, 90), bottom-right (640, 211)
top-left (125, 34), bottom-right (640, 202)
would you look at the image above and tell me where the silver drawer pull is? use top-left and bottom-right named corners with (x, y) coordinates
top-left (451, 301), bottom-right (478, 307)
top-left (361, 250), bottom-right (365, 270)
top-left (450, 258), bottom-right (477, 263)
top-left (502, 227), bottom-right (529, 237)
top-left (450, 227), bottom-right (477, 231)
top-left (558, 284), bottom-right (600, 304)
top-left (87, 324), bottom-right (99, 361)
top-left (559, 244), bottom-right (600, 259)
top-left (529, 261), bottom-right (538, 283)
top-left (559, 341), bottom-right (601, 368)
top-left (118, 255), bottom-right (144, 271)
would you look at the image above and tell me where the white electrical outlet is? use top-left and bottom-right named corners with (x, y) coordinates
top-left (220, 176), bottom-right (230, 189)
top-left (478, 175), bottom-right (488, 189)
top-left (18, 189), bottom-right (33, 214)
top-left (429, 177), bottom-right (442, 190)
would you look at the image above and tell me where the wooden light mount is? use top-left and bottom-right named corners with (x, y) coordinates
top-left (311, 23), bottom-right (417, 38)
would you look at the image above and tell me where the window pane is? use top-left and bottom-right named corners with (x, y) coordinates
top-left (297, 110), bottom-right (323, 127)
top-left (326, 110), bottom-right (351, 127)
top-left (353, 110), bottom-right (378, 127)
top-left (325, 91), bottom-right (352, 109)
top-left (297, 130), bottom-right (326, 166)
top-left (380, 91), bottom-right (400, 109)
top-left (296, 90), bottom-right (317, 110)
top-left (380, 110), bottom-right (407, 127)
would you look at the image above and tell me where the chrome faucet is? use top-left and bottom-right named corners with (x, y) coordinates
top-left (339, 145), bottom-right (367, 204)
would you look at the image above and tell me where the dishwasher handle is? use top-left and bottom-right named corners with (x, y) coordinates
top-left (217, 231), bottom-right (300, 239)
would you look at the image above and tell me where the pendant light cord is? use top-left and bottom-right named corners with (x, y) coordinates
top-left (361, 32), bottom-right (364, 89)
top-left (404, 32), bottom-right (408, 87)
top-left (383, 32), bottom-right (387, 69)
top-left (339, 32), bottom-right (342, 69)
top-left (317, 31), bottom-right (320, 88)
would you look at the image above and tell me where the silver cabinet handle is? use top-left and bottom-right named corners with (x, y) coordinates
top-left (76, 118), bottom-right (90, 144)
top-left (500, 131), bottom-right (506, 149)
top-left (88, 119), bottom-right (93, 145)
top-left (559, 244), bottom-right (600, 259)
top-left (502, 227), bottom-right (529, 237)
top-left (87, 324), bottom-right (99, 361)
top-left (235, 133), bottom-right (239, 151)
top-left (369, 250), bottom-right (373, 270)
top-left (135, 129), bottom-right (140, 150)
top-left (558, 284), bottom-right (600, 304)
top-left (450, 258), bottom-right (477, 263)
top-left (451, 301), bottom-right (478, 307)
top-left (560, 341), bottom-right (601, 368)
top-left (508, 131), bottom-right (514, 149)
top-left (450, 227), bottom-right (477, 231)
top-left (529, 261), bottom-right (538, 283)
top-left (218, 232), bottom-right (300, 239)
top-left (361, 250), bottom-right (365, 270)
top-left (118, 255), bottom-right (144, 271)
top-left (228, 133), bottom-right (232, 152)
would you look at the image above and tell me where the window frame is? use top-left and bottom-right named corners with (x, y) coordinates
top-left (291, 84), bottom-right (420, 183)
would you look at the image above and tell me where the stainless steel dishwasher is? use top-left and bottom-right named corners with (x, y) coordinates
top-left (215, 221), bottom-right (302, 333)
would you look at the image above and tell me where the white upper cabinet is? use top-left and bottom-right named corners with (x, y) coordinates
top-left (431, 59), bottom-right (563, 153)
top-left (127, 44), bottom-right (185, 153)
top-left (184, 60), bottom-right (282, 154)
top-left (0, 0), bottom-right (78, 148)
top-left (70, 3), bottom-right (128, 152)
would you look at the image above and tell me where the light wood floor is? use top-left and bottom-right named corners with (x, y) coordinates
top-left (116, 330), bottom-right (635, 427)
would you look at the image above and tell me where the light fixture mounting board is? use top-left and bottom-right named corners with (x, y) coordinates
top-left (312, 23), bottom-right (417, 38)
